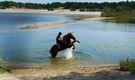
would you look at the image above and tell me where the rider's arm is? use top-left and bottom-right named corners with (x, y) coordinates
top-left (56, 33), bottom-right (61, 43)
top-left (71, 35), bottom-right (76, 41)
top-left (56, 35), bottom-right (60, 40)
top-left (72, 35), bottom-right (80, 43)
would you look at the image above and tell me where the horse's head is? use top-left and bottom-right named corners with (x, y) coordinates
top-left (65, 32), bottom-right (75, 39)
top-left (63, 32), bottom-right (80, 48)
top-left (69, 32), bottom-right (80, 43)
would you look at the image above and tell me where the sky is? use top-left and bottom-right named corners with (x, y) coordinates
top-left (0, 0), bottom-right (134, 3)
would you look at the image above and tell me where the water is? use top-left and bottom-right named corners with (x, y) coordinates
top-left (0, 12), bottom-right (135, 68)
top-left (0, 12), bottom-right (70, 32)
top-left (63, 47), bottom-right (74, 59)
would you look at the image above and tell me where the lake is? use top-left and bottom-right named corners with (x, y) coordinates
top-left (0, 12), bottom-right (135, 68)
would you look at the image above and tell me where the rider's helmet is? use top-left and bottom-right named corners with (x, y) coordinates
top-left (59, 32), bottom-right (62, 35)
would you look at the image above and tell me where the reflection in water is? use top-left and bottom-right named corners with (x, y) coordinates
top-left (50, 57), bottom-right (76, 67)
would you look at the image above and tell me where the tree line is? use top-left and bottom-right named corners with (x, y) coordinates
top-left (101, 1), bottom-right (135, 22)
top-left (0, 1), bottom-right (135, 11)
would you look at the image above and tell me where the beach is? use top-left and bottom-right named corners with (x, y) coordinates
top-left (0, 9), bottom-right (101, 15)
top-left (0, 64), bottom-right (135, 80)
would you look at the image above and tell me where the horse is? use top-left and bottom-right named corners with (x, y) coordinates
top-left (63, 32), bottom-right (76, 48)
top-left (50, 32), bottom-right (80, 58)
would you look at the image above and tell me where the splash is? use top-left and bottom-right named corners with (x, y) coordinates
top-left (64, 46), bottom-right (73, 59)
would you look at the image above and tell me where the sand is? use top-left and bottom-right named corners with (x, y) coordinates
top-left (0, 64), bottom-right (135, 80)
top-left (0, 9), bottom-right (101, 15)
top-left (0, 64), bottom-right (118, 80)
top-left (20, 21), bottom-right (75, 29)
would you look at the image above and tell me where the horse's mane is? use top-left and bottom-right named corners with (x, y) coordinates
top-left (63, 33), bottom-right (73, 40)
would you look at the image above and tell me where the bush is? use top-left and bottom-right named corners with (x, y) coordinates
top-left (70, 8), bottom-right (76, 11)
top-left (0, 66), bottom-right (5, 74)
top-left (101, 6), bottom-right (135, 23)
top-left (79, 8), bottom-right (85, 12)
top-left (0, 6), bottom-right (6, 9)
top-left (47, 8), bottom-right (54, 11)
top-left (120, 59), bottom-right (135, 73)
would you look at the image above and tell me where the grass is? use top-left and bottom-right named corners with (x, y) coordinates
top-left (101, 7), bottom-right (135, 23)
top-left (0, 67), bottom-right (5, 74)
top-left (120, 59), bottom-right (135, 73)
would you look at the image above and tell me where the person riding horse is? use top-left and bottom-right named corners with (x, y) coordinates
top-left (50, 32), bottom-right (80, 58)
top-left (56, 32), bottom-right (77, 50)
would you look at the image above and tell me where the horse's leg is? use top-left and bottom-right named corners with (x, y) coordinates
top-left (73, 44), bottom-right (75, 50)
top-left (51, 51), bottom-right (58, 58)
top-left (51, 48), bottom-right (59, 58)
top-left (50, 44), bottom-right (60, 58)
top-left (68, 40), bottom-right (76, 49)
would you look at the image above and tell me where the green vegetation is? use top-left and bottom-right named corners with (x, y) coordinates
top-left (0, 60), bottom-right (9, 74)
top-left (101, 6), bottom-right (135, 22)
top-left (0, 67), bottom-right (5, 74)
top-left (120, 59), bottom-right (135, 73)
top-left (101, 1), bottom-right (135, 22)
top-left (0, 1), bottom-right (135, 11)
top-left (0, 64), bottom-right (6, 74)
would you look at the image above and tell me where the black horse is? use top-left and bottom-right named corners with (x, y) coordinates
top-left (50, 32), bottom-right (80, 58)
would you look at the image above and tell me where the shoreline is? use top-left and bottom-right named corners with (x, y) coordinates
top-left (20, 20), bottom-right (76, 29)
top-left (0, 64), bottom-right (135, 80)
top-left (0, 9), bottom-right (101, 15)
top-left (0, 64), bottom-right (120, 79)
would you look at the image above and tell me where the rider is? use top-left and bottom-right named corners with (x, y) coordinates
top-left (56, 32), bottom-right (65, 48)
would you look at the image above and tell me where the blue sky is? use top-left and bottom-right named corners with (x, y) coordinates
top-left (0, 0), bottom-right (134, 3)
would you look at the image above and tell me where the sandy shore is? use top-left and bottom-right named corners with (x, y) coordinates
top-left (0, 9), bottom-right (101, 15)
top-left (20, 20), bottom-right (75, 29)
top-left (0, 65), bottom-right (119, 80)
top-left (0, 64), bottom-right (119, 80)
top-left (0, 64), bottom-right (135, 80)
